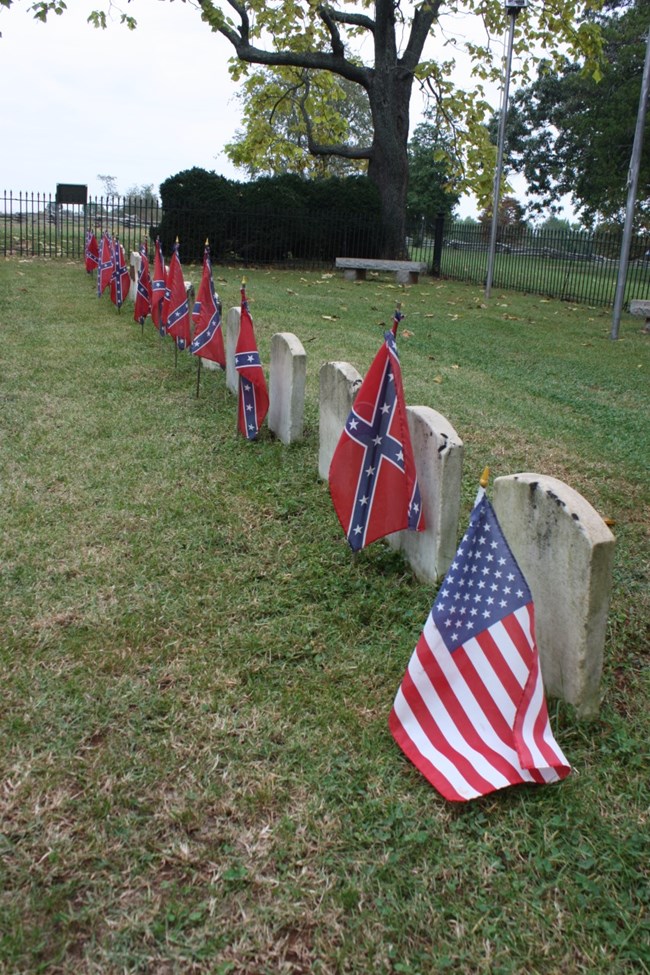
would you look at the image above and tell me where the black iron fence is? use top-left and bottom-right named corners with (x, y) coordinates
top-left (416, 218), bottom-right (650, 308)
top-left (3, 191), bottom-right (649, 308)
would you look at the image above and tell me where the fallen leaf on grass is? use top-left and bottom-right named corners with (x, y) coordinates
top-left (433, 374), bottom-right (443, 384)
top-left (321, 315), bottom-right (338, 321)
top-left (401, 329), bottom-right (414, 338)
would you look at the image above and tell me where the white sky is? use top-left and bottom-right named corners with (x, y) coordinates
top-left (0, 0), bottom-right (570, 220)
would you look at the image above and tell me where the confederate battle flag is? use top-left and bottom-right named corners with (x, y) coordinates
top-left (110, 237), bottom-right (130, 310)
top-left (97, 232), bottom-right (114, 297)
top-left (151, 237), bottom-right (166, 333)
top-left (190, 242), bottom-right (225, 367)
top-left (328, 309), bottom-right (424, 551)
top-left (162, 240), bottom-right (191, 350)
top-left (235, 282), bottom-right (268, 440)
top-left (85, 230), bottom-right (99, 274)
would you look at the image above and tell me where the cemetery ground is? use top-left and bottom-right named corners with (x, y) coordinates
top-left (0, 257), bottom-right (648, 975)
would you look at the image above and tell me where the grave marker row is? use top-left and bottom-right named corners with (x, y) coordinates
top-left (129, 275), bottom-right (616, 718)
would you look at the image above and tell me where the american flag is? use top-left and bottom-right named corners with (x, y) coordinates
top-left (235, 284), bottom-right (268, 439)
top-left (190, 243), bottom-right (225, 367)
top-left (390, 486), bottom-right (571, 802)
top-left (133, 242), bottom-right (152, 326)
top-left (97, 232), bottom-right (114, 297)
top-left (151, 237), bottom-right (166, 333)
top-left (85, 230), bottom-right (99, 274)
top-left (110, 238), bottom-right (130, 310)
top-left (162, 241), bottom-right (191, 350)
top-left (328, 322), bottom-right (424, 552)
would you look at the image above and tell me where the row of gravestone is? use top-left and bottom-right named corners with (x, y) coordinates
top-left (215, 310), bottom-right (616, 721)
top-left (127, 252), bottom-right (617, 722)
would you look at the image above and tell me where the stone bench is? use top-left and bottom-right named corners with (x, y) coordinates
top-left (335, 257), bottom-right (428, 284)
top-left (629, 299), bottom-right (650, 332)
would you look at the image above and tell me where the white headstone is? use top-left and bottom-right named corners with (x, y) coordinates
top-left (225, 306), bottom-right (240, 395)
top-left (129, 250), bottom-right (141, 301)
top-left (318, 361), bottom-right (362, 480)
top-left (268, 332), bottom-right (307, 444)
top-left (493, 473), bottom-right (616, 718)
top-left (386, 406), bottom-right (464, 583)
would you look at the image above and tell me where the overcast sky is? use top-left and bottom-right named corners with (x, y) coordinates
top-left (0, 0), bottom-right (563, 220)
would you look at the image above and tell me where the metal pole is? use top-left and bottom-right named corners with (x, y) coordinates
top-left (610, 29), bottom-right (650, 340)
top-left (485, 10), bottom-right (518, 300)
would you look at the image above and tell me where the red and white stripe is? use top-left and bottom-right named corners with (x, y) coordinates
top-left (390, 603), bottom-right (571, 802)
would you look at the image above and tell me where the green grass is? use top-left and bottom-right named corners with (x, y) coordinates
top-left (0, 258), bottom-right (648, 975)
top-left (416, 248), bottom-right (650, 306)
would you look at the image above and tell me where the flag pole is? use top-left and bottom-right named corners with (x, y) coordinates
top-left (196, 355), bottom-right (202, 398)
top-left (485, 0), bottom-right (526, 300)
top-left (392, 302), bottom-right (402, 336)
top-left (480, 466), bottom-right (490, 488)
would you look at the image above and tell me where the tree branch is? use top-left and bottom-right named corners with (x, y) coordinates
top-left (401, 0), bottom-right (444, 73)
top-left (299, 80), bottom-right (372, 160)
top-left (317, 3), bottom-right (376, 37)
top-left (199, 0), bottom-right (371, 87)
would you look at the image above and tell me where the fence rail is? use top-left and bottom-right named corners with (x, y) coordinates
top-left (3, 191), bottom-right (649, 308)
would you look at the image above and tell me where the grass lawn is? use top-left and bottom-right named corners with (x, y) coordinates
top-left (1, 258), bottom-right (648, 975)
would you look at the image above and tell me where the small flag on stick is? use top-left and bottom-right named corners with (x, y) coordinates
top-left (163, 239), bottom-right (191, 351)
top-left (190, 241), bottom-right (225, 368)
top-left (389, 471), bottom-right (571, 802)
top-left (133, 241), bottom-right (152, 328)
top-left (97, 232), bottom-right (114, 297)
top-left (151, 237), bottom-right (167, 333)
top-left (328, 306), bottom-right (424, 551)
top-left (110, 237), bottom-right (130, 311)
top-left (235, 280), bottom-right (268, 439)
top-left (85, 230), bottom-right (99, 274)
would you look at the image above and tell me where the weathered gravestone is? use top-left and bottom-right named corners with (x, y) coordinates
top-left (129, 251), bottom-right (141, 301)
top-left (493, 473), bottom-right (616, 719)
top-left (386, 406), bottom-right (464, 583)
top-left (225, 307), bottom-right (240, 395)
top-left (268, 332), bottom-right (307, 444)
top-left (318, 361), bottom-right (362, 480)
top-left (200, 357), bottom-right (222, 372)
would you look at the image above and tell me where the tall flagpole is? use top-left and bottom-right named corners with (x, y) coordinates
top-left (610, 29), bottom-right (650, 341)
top-left (485, 0), bottom-right (526, 301)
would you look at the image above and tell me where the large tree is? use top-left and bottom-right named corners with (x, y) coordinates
top-left (6, 0), bottom-right (605, 256)
top-left (500, 0), bottom-right (650, 226)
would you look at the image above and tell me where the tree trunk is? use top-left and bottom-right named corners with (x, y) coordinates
top-left (367, 9), bottom-right (413, 259)
top-left (367, 125), bottom-right (410, 259)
